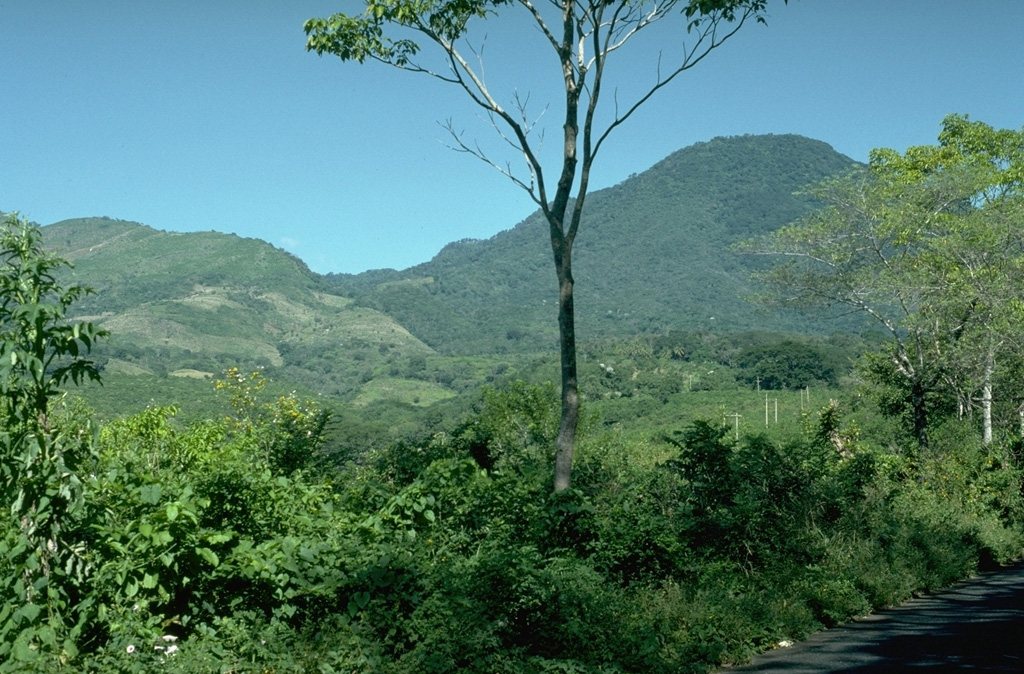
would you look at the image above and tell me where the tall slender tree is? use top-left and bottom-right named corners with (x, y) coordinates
top-left (305, 0), bottom-right (779, 490)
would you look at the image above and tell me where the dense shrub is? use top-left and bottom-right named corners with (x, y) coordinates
top-left (3, 356), bottom-right (1023, 672)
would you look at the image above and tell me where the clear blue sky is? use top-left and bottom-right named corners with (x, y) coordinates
top-left (2, 1), bottom-right (1022, 275)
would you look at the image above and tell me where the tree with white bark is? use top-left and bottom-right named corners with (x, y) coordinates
top-left (741, 114), bottom-right (1024, 447)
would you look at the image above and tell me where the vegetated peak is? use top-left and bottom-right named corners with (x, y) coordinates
top-left (26, 132), bottom-right (858, 377)
top-left (325, 133), bottom-right (859, 353)
top-left (43, 217), bottom-right (320, 296)
top-left (650, 132), bottom-right (844, 170)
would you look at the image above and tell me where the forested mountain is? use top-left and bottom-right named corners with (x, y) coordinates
top-left (38, 134), bottom-right (859, 407)
top-left (325, 133), bottom-right (860, 353)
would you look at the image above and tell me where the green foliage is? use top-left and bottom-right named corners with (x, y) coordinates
top-left (82, 400), bottom-right (357, 668)
top-left (663, 420), bottom-right (834, 571)
top-left (215, 367), bottom-right (332, 476)
top-left (467, 380), bottom-right (560, 473)
top-left (736, 339), bottom-right (840, 389)
top-left (1, 370), bottom-right (1018, 672)
top-left (87, 407), bottom-right (229, 646)
top-left (856, 346), bottom-right (956, 448)
top-left (1, 215), bottom-right (107, 423)
top-left (745, 115), bottom-right (1024, 446)
top-left (0, 214), bottom-right (107, 669)
top-left (0, 419), bottom-right (95, 670)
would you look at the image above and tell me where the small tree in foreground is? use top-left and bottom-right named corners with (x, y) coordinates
top-left (305, 0), bottom-right (781, 491)
top-left (0, 213), bottom-right (107, 668)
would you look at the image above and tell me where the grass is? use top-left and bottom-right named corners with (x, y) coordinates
top-left (170, 369), bottom-right (214, 379)
top-left (352, 377), bottom-right (458, 407)
top-left (73, 371), bottom-right (334, 424)
top-left (589, 387), bottom-right (850, 446)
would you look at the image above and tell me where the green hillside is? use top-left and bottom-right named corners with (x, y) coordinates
top-left (44, 218), bottom-right (438, 408)
top-left (326, 134), bottom-right (860, 353)
top-left (36, 134), bottom-right (861, 413)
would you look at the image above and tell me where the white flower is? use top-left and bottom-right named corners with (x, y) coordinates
top-left (165, 645), bottom-right (179, 655)
top-left (126, 645), bottom-right (135, 654)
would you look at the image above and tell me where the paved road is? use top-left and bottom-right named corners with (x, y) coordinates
top-left (722, 561), bottom-right (1024, 672)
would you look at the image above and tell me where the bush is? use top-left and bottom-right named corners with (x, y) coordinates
top-left (7, 366), bottom-right (1023, 672)
top-left (0, 215), bottom-right (107, 669)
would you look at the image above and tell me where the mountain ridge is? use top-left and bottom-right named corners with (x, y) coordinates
top-left (35, 132), bottom-right (860, 409)
top-left (324, 133), bottom-right (859, 352)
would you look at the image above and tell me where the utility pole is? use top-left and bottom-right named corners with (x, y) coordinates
top-left (725, 412), bottom-right (741, 440)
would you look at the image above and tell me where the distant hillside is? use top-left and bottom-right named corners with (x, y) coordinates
top-left (324, 134), bottom-right (860, 353)
top-left (46, 217), bottom-right (317, 313)
top-left (44, 218), bottom-right (438, 402)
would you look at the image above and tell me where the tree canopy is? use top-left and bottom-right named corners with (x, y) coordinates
top-left (742, 114), bottom-right (1024, 447)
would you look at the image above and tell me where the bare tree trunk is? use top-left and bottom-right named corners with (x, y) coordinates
top-left (550, 7), bottom-right (581, 492)
top-left (982, 347), bottom-right (994, 445)
top-left (553, 252), bottom-right (578, 492)
top-left (910, 377), bottom-right (930, 450)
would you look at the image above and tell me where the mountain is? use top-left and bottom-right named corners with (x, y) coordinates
top-left (45, 217), bottom-right (438, 402)
top-left (34, 133), bottom-right (860, 413)
top-left (324, 134), bottom-right (859, 353)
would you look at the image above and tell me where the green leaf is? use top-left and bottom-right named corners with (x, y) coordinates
top-left (166, 503), bottom-right (179, 522)
top-left (13, 637), bottom-right (37, 662)
top-left (19, 603), bottom-right (41, 622)
top-left (37, 625), bottom-right (56, 647)
top-left (205, 532), bottom-right (233, 545)
top-left (140, 484), bottom-right (163, 505)
top-left (196, 547), bottom-right (219, 567)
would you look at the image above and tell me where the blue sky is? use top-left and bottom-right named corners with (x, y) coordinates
top-left (2, 1), bottom-right (1023, 275)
